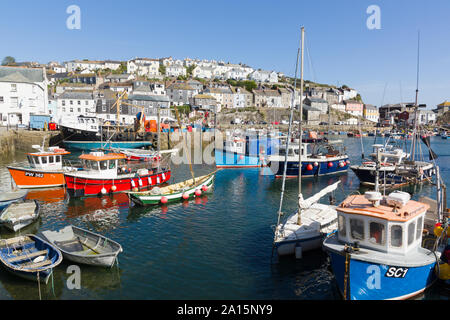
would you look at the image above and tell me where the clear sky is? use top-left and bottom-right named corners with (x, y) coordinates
top-left (1, 0), bottom-right (449, 108)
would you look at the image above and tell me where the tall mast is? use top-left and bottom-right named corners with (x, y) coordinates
top-left (274, 27), bottom-right (302, 232)
top-left (297, 27), bottom-right (305, 225)
top-left (411, 31), bottom-right (420, 161)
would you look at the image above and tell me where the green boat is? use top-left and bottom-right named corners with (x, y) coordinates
top-left (128, 171), bottom-right (216, 206)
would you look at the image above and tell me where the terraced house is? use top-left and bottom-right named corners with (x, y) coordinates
top-left (166, 81), bottom-right (199, 106)
top-left (0, 66), bottom-right (48, 126)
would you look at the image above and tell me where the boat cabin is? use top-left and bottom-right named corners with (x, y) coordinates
top-left (79, 152), bottom-right (128, 177)
top-left (61, 115), bottom-right (99, 133)
top-left (335, 191), bottom-right (429, 255)
top-left (278, 143), bottom-right (309, 158)
top-left (369, 144), bottom-right (409, 165)
top-left (26, 146), bottom-right (70, 170)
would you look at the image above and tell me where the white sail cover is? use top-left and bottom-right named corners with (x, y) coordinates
top-left (298, 181), bottom-right (341, 209)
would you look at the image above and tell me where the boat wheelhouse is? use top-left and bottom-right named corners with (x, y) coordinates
top-left (7, 146), bottom-right (74, 189)
top-left (351, 144), bottom-right (434, 187)
top-left (215, 133), bottom-right (279, 168)
top-left (323, 190), bottom-right (438, 300)
top-left (268, 140), bottom-right (349, 178)
top-left (64, 151), bottom-right (171, 197)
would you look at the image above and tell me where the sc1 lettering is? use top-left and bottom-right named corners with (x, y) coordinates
top-left (221, 304), bottom-right (272, 315)
top-left (385, 267), bottom-right (409, 278)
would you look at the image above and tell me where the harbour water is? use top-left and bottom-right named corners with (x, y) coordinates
top-left (0, 136), bottom-right (448, 300)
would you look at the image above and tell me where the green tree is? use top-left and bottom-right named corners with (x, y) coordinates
top-left (159, 64), bottom-right (166, 75)
top-left (2, 56), bottom-right (16, 66)
top-left (186, 64), bottom-right (196, 76)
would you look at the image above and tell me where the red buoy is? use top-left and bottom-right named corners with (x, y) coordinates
top-left (195, 189), bottom-right (202, 196)
top-left (201, 185), bottom-right (208, 192)
top-left (306, 164), bottom-right (314, 171)
top-left (328, 162), bottom-right (333, 168)
top-left (161, 196), bottom-right (168, 204)
top-left (182, 193), bottom-right (189, 200)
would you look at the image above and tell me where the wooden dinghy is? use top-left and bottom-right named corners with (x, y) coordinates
top-left (42, 225), bottom-right (123, 268)
top-left (0, 190), bottom-right (28, 211)
top-left (128, 171), bottom-right (216, 206)
top-left (0, 235), bottom-right (62, 283)
top-left (0, 200), bottom-right (40, 232)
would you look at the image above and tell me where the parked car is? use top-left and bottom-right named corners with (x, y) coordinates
top-left (319, 122), bottom-right (328, 126)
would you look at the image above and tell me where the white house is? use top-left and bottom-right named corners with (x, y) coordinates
top-left (56, 91), bottom-right (96, 124)
top-left (192, 66), bottom-right (214, 79)
top-left (0, 66), bottom-right (49, 126)
top-left (65, 60), bottom-right (121, 73)
top-left (127, 58), bottom-right (161, 78)
top-left (248, 70), bottom-right (278, 83)
top-left (166, 64), bottom-right (186, 77)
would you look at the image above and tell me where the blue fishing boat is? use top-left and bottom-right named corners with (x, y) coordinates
top-left (268, 139), bottom-right (349, 178)
top-left (0, 235), bottom-right (62, 283)
top-left (324, 145), bottom-right (440, 300)
top-left (215, 132), bottom-right (279, 168)
top-left (0, 190), bottom-right (28, 211)
top-left (64, 140), bottom-right (153, 151)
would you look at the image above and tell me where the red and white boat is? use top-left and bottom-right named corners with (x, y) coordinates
top-left (64, 151), bottom-right (171, 197)
top-left (7, 145), bottom-right (76, 189)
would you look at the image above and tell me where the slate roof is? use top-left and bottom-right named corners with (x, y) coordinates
top-left (0, 66), bottom-right (45, 83)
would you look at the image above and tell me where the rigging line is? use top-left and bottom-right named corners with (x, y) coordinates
top-left (304, 34), bottom-right (316, 83)
top-left (275, 27), bottom-right (303, 234)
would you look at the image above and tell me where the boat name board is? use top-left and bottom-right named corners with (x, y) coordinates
top-left (25, 172), bottom-right (44, 178)
top-left (385, 266), bottom-right (409, 278)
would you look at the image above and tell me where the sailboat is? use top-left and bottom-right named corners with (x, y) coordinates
top-left (273, 27), bottom-right (340, 258)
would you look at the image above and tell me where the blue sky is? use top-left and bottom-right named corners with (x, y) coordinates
top-left (1, 0), bottom-right (449, 108)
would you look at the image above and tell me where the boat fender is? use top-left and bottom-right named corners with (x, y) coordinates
top-left (101, 187), bottom-right (107, 194)
top-left (156, 176), bottom-right (160, 184)
top-left (328, 162), bottom-right (333, 168)
top-left (161, 173), bottom-right (166, 181)
top-left (138, 178), bottom-right (143, 187)
top-left (313, 162), bottom-right (318, 167)
top-left (195, 189), bottom-right (202, 196)
top-left (148, 177), bottom-right (152, 185)
top-left (306, 164), bottom-right (313, 171)
top-left (131, 180), bottom-right (136, 188)
top-left (111, 185), bottom-right (117, 191)
top-left (201, 185), bottom-right (208, 192)
top-left (182, 193), bottom-right (189, 200)
top-left (160, 196), bottom-right (168, 204)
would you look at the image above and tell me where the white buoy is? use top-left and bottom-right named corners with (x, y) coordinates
top-left (101, 187), bottom-right (107, 194)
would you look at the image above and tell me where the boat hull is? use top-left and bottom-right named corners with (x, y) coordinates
top-left (215, 149), bottom-right (263, 168)
top-left (271, 157), bottom-right (349, 178)
top-left (130, 173), bottom-right (215, 206)
top-left (351, 164), bottom-right (435, 186)
top-left (7, 167), bottom-right (65, 189)
top-left (64, 140), bottom-right (153, 151)
top-left (275, 234), bottom-right (323, 256)
top-left (64, 168), bottom-right (171, 197)
top-left (324, 235), bottom-right (437, 300)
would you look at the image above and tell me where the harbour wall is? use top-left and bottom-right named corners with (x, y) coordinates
top-left (0, 129), bottom-right (61, 159)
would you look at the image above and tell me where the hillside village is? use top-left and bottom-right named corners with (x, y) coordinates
top-left (0, 56), bottom-right (447, 129)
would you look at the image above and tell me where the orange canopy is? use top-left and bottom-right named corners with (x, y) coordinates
top-left (79, 153), bottom-right (126, 161)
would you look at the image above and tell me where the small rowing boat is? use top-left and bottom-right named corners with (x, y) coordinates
top-left (0, 200), bottom-right (40, 232)
top-left (0, 235), bottom-right (62, 283)
top-left (0, 190), bottom-right (28, 210)
top-left (128, 171), bottom-right (216, 206)
top-left (42, 225), bottom-right (123, 268)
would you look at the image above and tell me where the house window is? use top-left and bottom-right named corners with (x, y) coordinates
top-left (0, 96), bottom-right (3, 103)
top-left (62, 107), bottom-right (66, 112)
top-left (78, 100), bottom-right (81, 105)
top-left (369, 222), bottom-right (385, 245)
top-left (70, 100), bottom-right (73, 105)
top-left (390, 225), bottom-right (403, 247)
top-left (70, 108), bottom-right (73, 112)
top-left (10, 97), bottom-right (18, 108)
top-left (62, 100), bottom-right (66, 106)
top-left (85, 108), bottom-right (89, 113)
top-left (85, 101), bottom-right (88, 105)
top-left (350, 218), bottom-right (365, 241)
top-left (102, 106), bottom-right (106, 112)
top-left (11, 84), bottom-right (17, 92)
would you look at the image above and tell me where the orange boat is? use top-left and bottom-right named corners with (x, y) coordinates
top-left (8, 145), bottom-right (76, 189)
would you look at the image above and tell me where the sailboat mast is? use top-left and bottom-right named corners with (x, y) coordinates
top-left (297, 26), bottom-right (305, 225)
top-left (411, 31), bottom-right (420, 162)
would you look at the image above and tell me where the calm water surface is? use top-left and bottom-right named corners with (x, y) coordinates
top-left (0, 136), bottom-right (448, 300)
